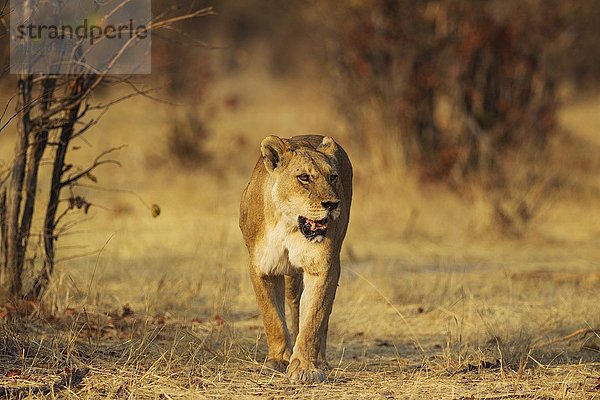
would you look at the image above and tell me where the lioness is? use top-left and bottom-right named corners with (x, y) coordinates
top-left (239, 135), bottom-right (352, 383)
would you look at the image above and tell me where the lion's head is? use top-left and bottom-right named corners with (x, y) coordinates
top-left (260, 135), bottom-right (341, 243)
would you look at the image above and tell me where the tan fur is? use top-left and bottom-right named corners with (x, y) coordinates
top-left (239, 135), bottom-right (352, 383)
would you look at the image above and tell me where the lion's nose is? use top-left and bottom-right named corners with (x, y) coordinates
top-left (322, 201), bottom-right (340, 212)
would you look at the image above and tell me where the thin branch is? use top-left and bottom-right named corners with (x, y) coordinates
top-left (88, 87), bottom-right (157, 110)
top-left (0, 93), bottom-right (44, 134)
top-left (153, 26), bottom-right (223, 50)
top-left (71, 87), bottom-right (172, 141)
top-left (536, 328), bottom-right (599, 348)
top-left (70, 118), bottom-right (98, 140)
top-left (73, 183), bottom-right (154, 211)
top-left (53, 209), bottom-right (70, 230)
top-left (149, 7), bottom-right (214, 30)
top-left (60, 145), bottom-right (125, 187)
top-left (77, 103), bottom-right (90, 120)
top-left (0, 94), bottom-right (16, 129)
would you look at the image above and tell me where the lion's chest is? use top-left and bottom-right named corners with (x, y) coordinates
top-left (254, 220), bottom-right (325, 275)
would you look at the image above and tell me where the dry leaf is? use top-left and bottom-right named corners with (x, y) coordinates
top-left (64, 307), bottom-right (77, 316)
top-left (6, 370), bottom-right (21, 378)
top-left (151, 204), bottom-right (161, 218)
top-left (86, 172), bottom-right (98, 183)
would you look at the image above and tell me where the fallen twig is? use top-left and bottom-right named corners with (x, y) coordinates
top-left (0, 368), bottom-right (89, 399)
top-left (537, 328), bottom-right (599, 348)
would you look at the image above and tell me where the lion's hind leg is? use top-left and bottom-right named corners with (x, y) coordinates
top-left (285, 272), bottom-right (303, 345)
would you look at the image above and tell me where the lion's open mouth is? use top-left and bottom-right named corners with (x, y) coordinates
top-left (298, 216), bottom-right (328, 241)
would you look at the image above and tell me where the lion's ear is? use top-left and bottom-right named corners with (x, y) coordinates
top-left (261, 135), bottom-right (290, 173)
top-left (318, 136), bottom-right (337, 157)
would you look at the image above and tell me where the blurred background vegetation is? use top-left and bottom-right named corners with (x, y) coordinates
top-left (0, 0), bottom-right (599, 301)
top-left (147, 0), bottom-right (600, 177)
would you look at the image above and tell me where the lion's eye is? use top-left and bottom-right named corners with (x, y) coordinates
top-left (330, 174), bottom-right (338, 183)
top-left (297, 174), bottom-right (310, 184)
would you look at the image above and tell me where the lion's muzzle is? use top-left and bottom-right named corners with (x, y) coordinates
top-left (298, 216), bottom-right (328, 242)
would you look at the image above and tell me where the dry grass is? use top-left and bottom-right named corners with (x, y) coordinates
top-left (0, 66), bottom-right (599, 398)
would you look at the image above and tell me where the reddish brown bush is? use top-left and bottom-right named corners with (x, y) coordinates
top-left (327, 0), bottom-right (564, 184)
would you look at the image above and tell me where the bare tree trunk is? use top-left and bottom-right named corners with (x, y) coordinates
top-left (29, 76), bottom-right (90, 299)
top-left (5, 75), bottom-right (33, 299)
top-left (18, 78), bottom-right (56, 281)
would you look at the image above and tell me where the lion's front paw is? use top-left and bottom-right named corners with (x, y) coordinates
top-left (287, 359), bottom-right (326, 383)
top-left (264, 359), bottom-right (288, 374)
